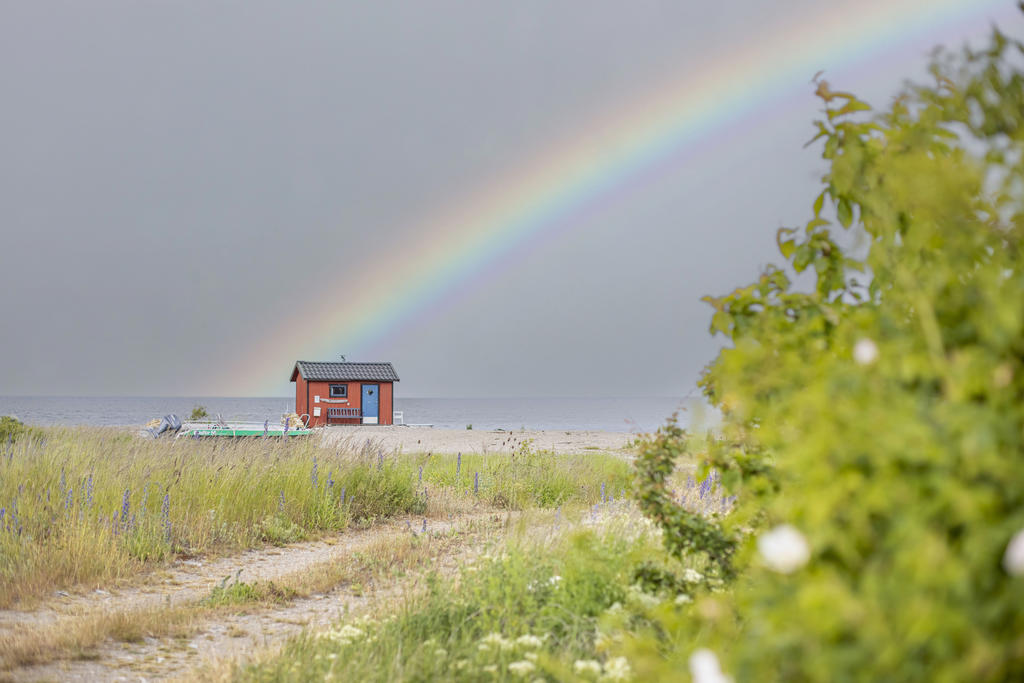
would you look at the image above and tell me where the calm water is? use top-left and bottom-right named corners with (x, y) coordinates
top-left (0, 396), bottom-right (707, 433)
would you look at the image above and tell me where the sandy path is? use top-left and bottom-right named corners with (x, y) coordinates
top-left (322, 426), bottom-right (637, 455)
top-left (0, 511), bottom-right (507, 682)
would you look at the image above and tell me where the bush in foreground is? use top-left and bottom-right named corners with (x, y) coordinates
top-left (630, 25), bottom-right (1024, 681)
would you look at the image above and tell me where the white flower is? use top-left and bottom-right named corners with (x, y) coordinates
top-left (627, 585), bottom-right (661, 609)
top-left (337, 625), bottom-right (364, 639)
top-left (433, 648), bottom-right (448, 658)
top-left (1003, 529), bottom-right (1024, 575)
top-left (601, 656), bottom-right (632, 681)
top-left (523, 651), bottom-right (538, 662)
top-left (549, 575), bottom-right (563, 586)
top-left (574, 659), bottom-right (603, 676)
top-left (508, 660), bottom-right (536, 677)
top-left (515, 634), bottom-right (544, 649)
top-left (674, 593), bottom-right (693, 605)
top-left (684, 568), bottom-right (703, 583)
top-left (689, 649), bottom-right (731, 683)
top-left (483, 664), bottom-right (498, 675)
top-left (321, 623), bottom-right (365, 645)
top-left (853, 338), bottom-right (879, 366)
top-left (757, 524), bottom-right (810, 573)
top-left (480, 632), bottom-right (507, 648)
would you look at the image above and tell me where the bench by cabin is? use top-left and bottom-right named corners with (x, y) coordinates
top-left (290, 361), bottom-right (399, 427)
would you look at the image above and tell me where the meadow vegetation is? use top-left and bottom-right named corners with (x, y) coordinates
top-left (0, 428), bottom-right (629, 608)
top-left (235, 507), bottom-right (687, 683)
top-left (236, 24), bottom-right (1024, 682)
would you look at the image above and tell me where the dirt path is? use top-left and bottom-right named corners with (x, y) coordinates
top-left (0, 511), bottom-right (509, 682)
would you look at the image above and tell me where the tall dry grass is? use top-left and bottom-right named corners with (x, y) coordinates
top-left (0, 429), bottom-right (630, 607)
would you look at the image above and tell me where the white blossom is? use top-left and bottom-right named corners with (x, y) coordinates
top-left (601, 656), bottom-right (632, 681)
top-left (480, 632), bottom-right (510, 650)
top-left (684, 568), bottom-right (703, 583)
top-left (574, 659), bottom-right (603, 676)
top-left (1003, 528), bottom-right (1024, 575)
top-left (757, 524), bottom-right (811, 573)
top-left (508, 660), bottom-right (536, 677)
top-left (627, 584), bottom-right (661, 609)
top-left (689, 649), bottom-right (731, 683)
top-left (320, 624), bottom-right (365, 645)
top-left (853, 338), bottom-right (879, 366)
top-left (674, 593), bottom-right (693, 605)
top-left (515, 634), bottom-right (544, 649)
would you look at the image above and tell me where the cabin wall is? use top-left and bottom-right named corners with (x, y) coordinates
top-left (300, 381), bottom-right (392, 426)
top-left (293, 376), bottom-right (395, 427)
top-left (380, 382), bottom-right (393, 425)
top-left (294, 375), bottom-right (308, 421)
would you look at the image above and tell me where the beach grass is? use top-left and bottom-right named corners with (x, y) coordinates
top-left (0, 428), bottom-right (630, 607)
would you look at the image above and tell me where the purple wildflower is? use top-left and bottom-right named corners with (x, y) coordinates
top-left (473, 471), bottom-right (479, 495)
top-left (311, 457), bottom-right (319, 489)
top-left (699, 474), bottom-right (712, 499)
top-left (161, 493), bottom-right (171, 542)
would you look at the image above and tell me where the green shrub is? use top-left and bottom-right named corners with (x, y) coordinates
top-left (631, 26), bottom-right (1024, 681)
top-left (0, 415), bottom-right (38, 443)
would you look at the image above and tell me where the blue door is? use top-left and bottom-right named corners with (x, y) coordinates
top-left (361, 384), bottom-right (379, 424)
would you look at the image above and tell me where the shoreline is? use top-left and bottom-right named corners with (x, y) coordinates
top-left (320, 425), bottom-right (637, 455)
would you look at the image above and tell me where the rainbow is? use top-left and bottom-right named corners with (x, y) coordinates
top-left (214, 0), bottom-right (1011, 396)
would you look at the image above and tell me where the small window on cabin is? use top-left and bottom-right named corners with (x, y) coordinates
top-left (329, 384), bottom-right (347, 398)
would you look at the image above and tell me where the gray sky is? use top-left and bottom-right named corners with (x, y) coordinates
top-left (0, 1), bottom-right (1017, 397)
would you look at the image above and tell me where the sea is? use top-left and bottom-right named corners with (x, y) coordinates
top-left (0, 396), bottom-right (710, 434)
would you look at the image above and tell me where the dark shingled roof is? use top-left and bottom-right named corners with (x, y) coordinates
top-left (291, 361), bottom-right (400, 383)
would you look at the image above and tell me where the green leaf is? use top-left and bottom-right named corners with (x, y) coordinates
top-left (710, 311), bottom-right (731, 335)
top-left (806, 217), bottom-right (830, 233)
top-left (813, 190), bottom-right (826, 216)
top-left (837, 197), bottom-right (853, 228)
top-left (835, 99), bottom-right (872, 117)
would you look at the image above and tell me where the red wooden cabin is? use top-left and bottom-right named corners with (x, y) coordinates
top-left (290, 361), bottom-right (399, 427)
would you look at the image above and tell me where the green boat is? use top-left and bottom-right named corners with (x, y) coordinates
top-left (176, 420), bottom-right (313, 438)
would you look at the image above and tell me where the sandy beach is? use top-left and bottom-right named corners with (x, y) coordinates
top-left (320, 425), bottom-right (638, 455)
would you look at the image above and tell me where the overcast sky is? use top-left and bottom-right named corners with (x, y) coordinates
top-left (0, 1), bottom-right (1018, 398)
